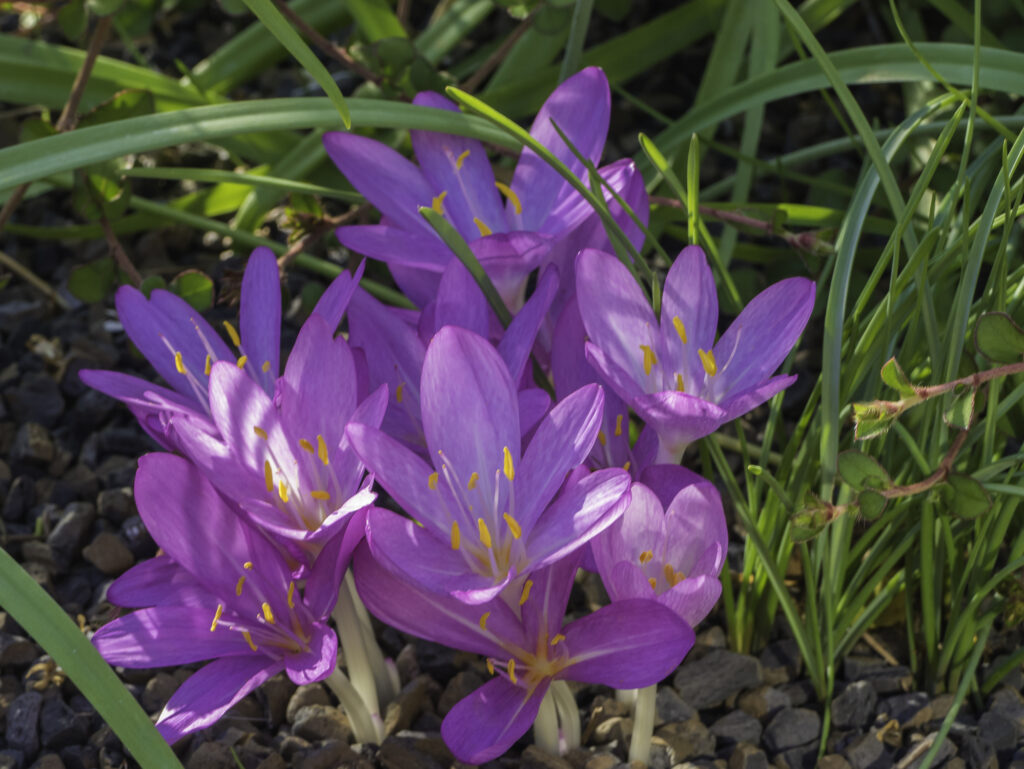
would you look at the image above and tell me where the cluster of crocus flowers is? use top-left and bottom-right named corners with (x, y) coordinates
top-left (85, 65), bottom-right (815, 762)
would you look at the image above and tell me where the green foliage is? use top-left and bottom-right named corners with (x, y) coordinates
top-left (975, 311), bottom-right (1024, 362)
top-left (170, 270), bottom-right (215, 311)
top-left (68, 256), bottom-right (115, 302)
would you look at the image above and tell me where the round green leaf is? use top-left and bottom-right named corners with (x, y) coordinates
top-left (171, 270), bottom-right (215, 311)
top-left (943, 473), bottom-right (992, 520)
top-left (974, 312), bottom-right (1024, 363)
top-left (856, 490), bottom-right (888, 521)
top-left (68, 257), bottom-right (115, 303)
top-left (838, 450), bottom-right (893, 491)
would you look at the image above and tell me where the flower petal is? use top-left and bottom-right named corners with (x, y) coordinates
top-left (284, 621), bottom-right (337, 685)
top-left (657, 574), bottom-right (723, 628)
top-left (718, 373), bottom-right (798, 423)
top-left (631, 390), bottom-right (728, 458)
top-left (93, 606), bottom-right (251, 667)
top-left (431, 259), bottom-right (490, 339)
top-left (441, 677), bottom-right (548, 764)
top-left (590, 482), bottom-right (664, 581)
top-left (498, 265), bottom-right (558, 385)
top-left (312, 259), bottom-right (365, 333)
top-left (239, 247), bottom-right (281, 394)
top-left (334, 224), bottom-right (452, 273)
top-left (659, 246), bottom-right (717, 387)
top-left (106, 556), bottom-right (213, 608)
top-left (637, 464), bottom-right (708, 509)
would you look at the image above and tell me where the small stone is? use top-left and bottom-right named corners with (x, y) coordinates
top-left (832, 682), bottom-right (878, 730)
top-left (295, 740), bottom-right (357, 769)
top-left (118, 515), bottom-right (154, 559)
top-left (95, 488), bottom-right (135, 526)
top-left (2, 476), bottom-right (34, 521)
top-left (11, 423), bottom-right (54, 465)
top-left (759, 640), bottom-right (802, 685)
top-left (895, 733), bottom-right (954, 769)
top-left (286, 684), bottom-right (329, 724)
top-left (988, 686), bottom-right (1024, 731)
top-left (185, 741), bottom-right (235, 769)
top-left (696, 626), bottom-right (727, 649)
top-left (35, 754), bottom-right (65, 769)
top-left (646, 738), bottom-right (674, 769)
top-left (709, 710), bottom-right (762, 747)
top-left (81, 532), bottom-right (134, 576)
top-left (5, 372), bottom-right (64, 427)
top-left (673, 650), bottom-right (763, 709)
top-left (255, 754), bottom-right (287, 769)
top-left (438, 670), bottom-right (483, 716)
top-left (141, 673), bottom-right (178, 714)
top-left (843, 658), bottom-right (913, 694)
top-left (95, 455), bottom-right (136, 491)
top-left (928, 694), bottom-right (955, 722)
top-left (6, 691), bottom-right (42, 759)
top-left (977, 711), bottom-right (1018, 762)
top-left (962, 734), bottom-right (997, 769)
top-left (655, 686), bottom-right (697, 726)
top-left (594, 715), bottom-right (632, 744)
top-left (291, 704), bottom-right (351, 742)
top-left (584, 753), bottom-right (620, 769)
top-left (0, 633), bottom-right (37, 666)
top-left (876, 693), bottom-right (931, 730)
top-left (654, 719), bottom-right (715, 761)
top-left (384, 674), bottom-right (437, 736)
top-left (261, 674), bottom-right (295, 728)
top-left (817, 756), bottom-right (853, 769)
top-left (59, 743), bottom-right (98, 769)
top-left (39, 697), bottom-right (88, 750)
top-left (773, 742), bottom-right (819, 769)
top-left (521, 745), bottom-right (573, 769)
top-left (778, 680), bottom-right (817, 708)
top-left (984, 655), bottom-right (1024, 692)
top-left (843, 733), bottom-right (889, 769)
top-left (46, 503), bottom-right (95, 571)
top-left (0, 751), bottom-right (20, 769)
top-left (728, 743), bottom-right (768, 769)
top-left (737, 686), bottom-right (791, 722)
top-left (762, 708), bottom-right (821, 753)
top-left (378, 735), bottom-right (450, 769)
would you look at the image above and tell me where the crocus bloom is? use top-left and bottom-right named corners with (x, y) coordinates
top-left (576, 246), bottom-right (815, 462)
top-left (93, 454), bottom-right (347, 743)
top-left (80, 247), bottom-right (361, 452)
top-left (353, 546), bottom-right (694, 763)
top-left (590, 465), bottom-right (728, 627)
top-left (323, 67), bottom-right (646, 311)
top-left (347, 325), bottom-right (630, 603)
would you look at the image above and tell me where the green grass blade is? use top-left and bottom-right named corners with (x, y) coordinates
top-left (347, 0), bottom-right (407, 41)
top-left (415, 0), bottom-right (493, 65)
top-left (0, 547), bottom-right (183, 768)
top-left (559, 0), bottom-right (595, 82)
top-left (121, 166), bottom-right (362, 201)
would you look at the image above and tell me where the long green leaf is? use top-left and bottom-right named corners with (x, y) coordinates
top-left (0, 547), bottom-right (183, 768)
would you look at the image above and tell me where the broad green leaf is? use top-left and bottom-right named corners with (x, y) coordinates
top-left (852, 401), bottom-right (900, 441)
top-left (139, 275), bottom-right (167, 298)
top-left (974, 311), bottom-right (1024, 363)
top-left (942, 384), bottom-right (975, 431)
top-left (837, 450), bottom-right (893, 491)
top-left (348, 0), bottom-right (407, 41)
top-left (56, 2), bottom-right (87, 41)
top-left (171, 271), bottom-right (215, 311)
top-left (942, 473), bottom-right (992, 519)
top-left (68, 257), bottom-right (115, 303)
top-left (880, 358), bottom-right (917, 397)
top-left (856, 490), bottom-right (888, 521)
top-left (790, 492), bottom-right (834, 542)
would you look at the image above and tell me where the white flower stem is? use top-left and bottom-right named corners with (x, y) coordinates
top-left (533, 687), bottom-right (561, 756)
top-left (616, 687), bottom-right (638, 704)
top-left (627, 684), bottom-right (657, 765)
top-left (331, 571), bottom-right (386, 742)
top-left (550, 681), bottom-right (580, 750)
top-left (325, 668), bottom-right (383, 744)
top-left (346, 571), bottom-right (399, 704)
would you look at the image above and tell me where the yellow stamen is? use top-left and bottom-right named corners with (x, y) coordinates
top-left (396, 383), bottom-right (404, 403)
top-left (623, 461), bottom-right (631, 472)
top-left (675, 373), bottom-right (685, 392)
top-left (494, 181), bottom-right (522, 215)
top-left (242, 630), bottom-right (258, 651)
top-left (639, 550), bottom-right (654, 564)
top-left (243, 562), bottom-right (253, 570)
top-left (698, 348), bottom-right (718, 376)
top-left (253, 426), bottom-right (268, 440)
top-left (663, 564), bottom-right (676, 584)
top-left (450, 521), bottom-right (460, 550)
top-left (236, 576), bottom-right (246, 596)
top-left (597, 430), bottom-right (607, 446)
top-left (477, 518), bottom-right (493, 549)
top-left (648, 577), bottom-right (657, 590)
top-left (317, 434), bottom-right (329, 465)
top-left (672, 316), bottom-right (688, 344)
top-left (503, 512), bottom-right (522, 539)
top-left (455, 149), bottom-right (471, 169)
top-left (204, 354), bottom-right (211, 376)
top-left (431, 191), bottom-right (447, 215)
top-left (278, 481), bottom-right (289, 503)
top-left (467, 472), bottom-right (479, 490)
top-left (614, 414), bottom-right (624, 437)
top-left (428, 472), bottom-right (439, 490)
top-left (223, 320), bottom-right (241, 347)
top-left (311, 490), bottom-right (330, 501)
top-left (174, 351), bottom-right (186, 375)
top-left (264, 460), bottom-right (273, 492)
top-left (486, 658), bottom-right (495, 676)
top-left (519, 579), bottom-right (533, 606)
top-left (299, 438), bottom-right (315, 453)
top-left (503, 446), bottom-right (515, 481)
top-left (262, 360), bottom-right (270, 373)
top-left (550, 634), bottom-right (566, 646)
top-left (261, 601), bottom-right (275, 624)
top-left (236, 355), bottom-right (248, 369)
top-left (287, 581), bottom-right (296, 609)
top-left (479, 611), bottom-right (490, 630)
top-left (507, 659), bottom-right (517, 684)
top-left (473, 217), bottom-right (492, 237)
top-left (639, 344), bottom-right (657, 376)
top-left (210, 604), bottom-right (223, 632)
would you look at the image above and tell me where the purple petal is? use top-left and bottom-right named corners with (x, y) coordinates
top-left (106, 556), bottom-right (213, 608)
top-left (511, 67), bottom-right (610, 231)
top-left (312, 259), bottom-right (365, 333)
top-left (590, 482), bottom-right (664, 581)
top-left (631, 391), bottom-right (728, 457)
top-left (583, 342), bottom-right (646, 403)
top-left (498, 265), bottom-right (558, 385)
top-left (637, 464), bottom-right (708, 509)
top-left (664, 482), bottom-right (728, 577)
top-left (156, 655), bottom-right (282, 744)
top-left (657, 574), bottom-right (723, 628)
top-left (561, 599), bottom-right (693, 688)
top-left (518, 388), bottom-right (551, 439)
top-left (441, 677), bottom-right (547, 764)
top-left (335, 224), bottom-right (452, 273)
top-left (93, 606), bottom-right (251, 667)
top-left (474, 232), bottom-right (551, 311)
top-left (303, 507), bottom-right (368, 617)
top-left (323, 132), bottom-right (435, 232)
top-left (711, 277), bottom-right (815, 400)
top-left (551, 298), bottom-right (595, 399)
top-left (431, 259), bottom-right (489, 338)
top-left (240, 247), bottom-right (281, 394)
top-left (284, 621), bottom-right (337, 685)
top-left (718, 373), bottom-right (798, 423)
top-left (516, 383), bottom-right (603, 531)
top-left (411, 91), bottom-right (506, 241)
top-left (659, 246), bottom-right (717, 387)
top-left (520, 551), bottom-right (582, 645)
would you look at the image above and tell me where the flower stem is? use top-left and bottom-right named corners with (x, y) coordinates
top-left (550, 681), bottom-right (580, 750)
top-left (628, 684), bottom-right (657, 765)
top-left (533, 687), bottom-right (561, 756)
top-left (331, 572), bottom-right (385, 743)
top-left (325, 668), bottom-right (382, 743)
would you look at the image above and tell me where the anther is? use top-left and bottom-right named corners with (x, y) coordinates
top-left (204, 354), bottom-right (211, 376)
top-left (550, 634), bottom-right (566, 646)
top-left (278, 481), bottom-right (289, 503)
top-left (428, 472), bottom-right (439, 490)
top-left (615, 414), bottom-right (624, 437)
top-left (598, 430), bottom-right (607, 446)
top-left (639, 344), bottom-right (657, 376)
top-left (467, 472), bottom-right (479, 490)
top-left (287, 581), bottom-right (296, 609)
top-left (244, 562), bottom-right (253, 570)
top-left (506, 659), bottom-right (517, 684)
top-left (519, 579), bottom-right (533, 606)
top-left (262, 360), bottom-right (270, 372)
top-left (494, 181), bottom-right (522, 215)
top-left (264, 460), bottom-right (273, 492)
top-left (502, 447), bottom-right (515, 481)
top-left (639, 550), bottom-right (654, 564)
top-left (223, 321), bottom-right (241, 347)
top-left (236, 355), bottom-right (248, 369)
top-left (317, 435), bottom-right (329, 465)
top-left (396, 383), bottom-right (404, 403)
top-left (174, 351), bottom-right (187, 375)
top-left (261, 602), bottom-right (275, 624)
top-left (698, 348), bottom-right (718, 376)
top-left (299, 438), bottom-right (314, 453)
top-left (672, 316), bottom-right (688, 344)
top-left (253, 426), bottom-right (268, 440)
top-left (502, 512), bottom-right (521, 539)
top-left (477, 518), bottom-right (493, 549)
top-left (486, 658), bottom-right (495, 675)
top-left (675, 373), bottom-right (685, 392)
top-left (623, 461), bottom-right (631, 472)
top-left (450, 521), bottom-right (461, 550)
top-left (311, 490), bottom-right (330, 501)
top-left (648, 577), bottom-right (657, 590)
top-left (236, 576), bottom-right (246, 596)
top-left (210, 604), bottom-right (224, 632)
top-left (242, 630), bottom-right (258, 651)
top-left (431, 191), bottom-right (447, 215)
top-left (478, 611), bottom-right (489, 630)
top-left (455, 149), bottom-right (470, 169)
top-left (473, 217), bottom-right (492, 237)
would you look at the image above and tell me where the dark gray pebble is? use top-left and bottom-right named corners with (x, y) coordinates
top-left (6, 691), bottom-right (42, 759)
top-left (709, 710), bottom-right (762, 748)
top-left (762, 707), bottom-right (820, 753)
top-left (673, 649), bottom-right (762, 709)
top-left (833, 681), bottom-right (878, 730)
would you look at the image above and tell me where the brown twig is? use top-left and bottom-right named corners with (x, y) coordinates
top-left (98, 212), bottom-right (143, 287)
top-left (878, 430), bottom-right (968, 500)
top-left (0, 249), bottom-right (70, 309)
top-left (460, 12), bottom-right (536, 93)
top-left (270, 0), bottom-right (381, 85)
top-left (276, 206), bottom-right (367, 271)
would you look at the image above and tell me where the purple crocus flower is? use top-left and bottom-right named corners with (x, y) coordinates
top-left (323, 67), bottom-right (646, 311)
top-left (590, 465), bottom-right (728, 627)
top-left (353, 545), bottom-right (694, 763)
top-left (93, 453), bottom-right (350, 743)
top-left (576, 246), bottom-right (815, 462)
top-left (346, 325), bottom-right (631, 603)
top-left (80, 247), bottom-right (362, 453)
